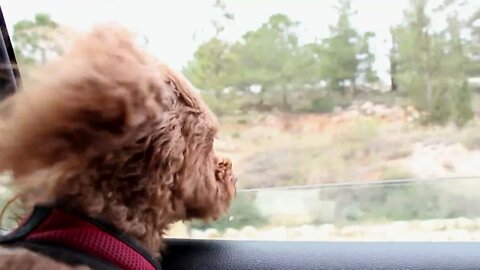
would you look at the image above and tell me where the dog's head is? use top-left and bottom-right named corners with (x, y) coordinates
top-left (149, 63), bottom-right (237, 221)
top-left (0, 25), bottom-right (236, 250)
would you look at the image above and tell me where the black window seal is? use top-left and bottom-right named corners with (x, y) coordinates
top-left (0, 5), bottom-right (21, 95)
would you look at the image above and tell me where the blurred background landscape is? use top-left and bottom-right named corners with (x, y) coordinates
top-left (2, 0), bottom-right (480, 241)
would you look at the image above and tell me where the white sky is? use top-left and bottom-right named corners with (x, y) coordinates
top-left (1, 0), bottom-right (477, 82)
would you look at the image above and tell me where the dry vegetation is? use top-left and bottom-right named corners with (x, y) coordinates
top-left (216, 102), bottom-right (480, 190)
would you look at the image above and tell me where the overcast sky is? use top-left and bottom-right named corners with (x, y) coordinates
top-left (1, 0), bottom-right (476, 82)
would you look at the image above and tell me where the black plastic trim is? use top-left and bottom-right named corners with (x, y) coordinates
top-left (162, 239), bottom-right (480, 270)
top-left (0, 5), bottom-right (20, 93)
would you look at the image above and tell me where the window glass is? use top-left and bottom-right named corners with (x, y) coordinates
top-left (2, 0), bottom-right (480, 241)
top-left (185, 179), bottom-right (480, 241)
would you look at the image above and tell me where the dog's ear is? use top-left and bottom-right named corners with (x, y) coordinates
top-left (170, 111), bottom-right (235, 221)
top-left (0, 25), bottom-right (165, 178)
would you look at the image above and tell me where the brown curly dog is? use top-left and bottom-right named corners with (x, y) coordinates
top-left (0, 25), bottom-right (236, 269)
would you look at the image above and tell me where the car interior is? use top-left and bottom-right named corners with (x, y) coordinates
top-left (2, 4), bottom-right (480, 270)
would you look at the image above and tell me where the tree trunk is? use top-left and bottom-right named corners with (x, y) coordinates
top-left (351, 79), bottom-right (357, 96)
top-left (390, 76), bottom-right (398, 91)
top-left (282, 89), bottom-right (290, 112)
top-left (390, 31), bottom-right (398, 91)
top-left (256, 86), bottom-right (266, 110)
top-left (214, 88), bottom-right (222, 99)
top-left (425, 73), bottom-right (433, 112)
top-left (390, 60), bottom-right (398, 91)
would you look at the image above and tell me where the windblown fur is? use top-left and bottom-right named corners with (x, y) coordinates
top-left (0, 25), bottom-right (236, 269)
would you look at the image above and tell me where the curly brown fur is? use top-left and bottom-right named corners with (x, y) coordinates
top-left (0, 24), bottom-right (236, 269)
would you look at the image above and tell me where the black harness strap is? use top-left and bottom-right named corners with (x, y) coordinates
top-left (0, 205), bottom-right (160, 270)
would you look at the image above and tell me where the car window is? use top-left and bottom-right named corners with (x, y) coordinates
top-left (1, 0), bottom-right (480, 242)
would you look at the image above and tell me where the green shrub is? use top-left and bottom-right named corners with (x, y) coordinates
top-left (452, 81), bottom-right (474, 127)
top-left (316, 181), bottom-right (480, 225)
top-left (237, 118), bottom-right (248, 125)
top-left (310, 96), bottom-right (335, 113)
top-left (231, 132), bottom-right (241, 139)
top-left (462, 135), bottom-right (480, 150)
top-left (337, 118), bottom-right (379, 144)
top-left (380, 166), bottom-right (414, 180)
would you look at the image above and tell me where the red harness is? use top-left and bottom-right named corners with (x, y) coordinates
top-left (0, 206), bottom-right (161, 270)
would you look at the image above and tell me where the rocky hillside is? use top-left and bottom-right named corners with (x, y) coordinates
top-left (216, 102), bottom-right (480, 189)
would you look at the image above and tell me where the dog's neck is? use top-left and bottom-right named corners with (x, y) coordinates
top-left (48, 195), bottom-right (182, 257)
